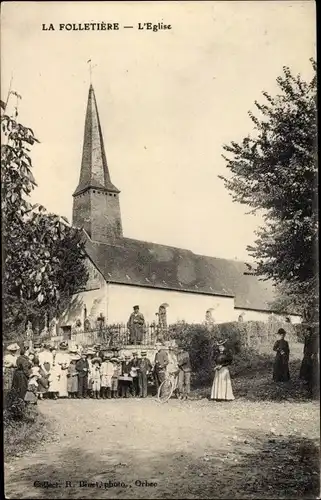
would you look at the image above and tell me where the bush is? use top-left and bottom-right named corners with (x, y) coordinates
top-left (4, 393), bottom-right (53, 460)
top-left (4, 391), bottom-right (27, 421)
top-left (168, 320), bottom-right (300, 387)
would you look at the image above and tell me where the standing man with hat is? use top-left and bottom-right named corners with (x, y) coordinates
top-left (75, 351), bottom-right (89, 398)
top-left (153, 342), bottom-right (169, 394)
top-left (127, 306), bottom-right (146, 345)
top-left (177, 343), bottom-right (192, 400)
top-left (120, 354), bottom-right (133, 398)
top-left (138, 351), bottom-right (152, 398)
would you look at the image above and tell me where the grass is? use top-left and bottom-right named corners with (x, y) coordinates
top-left (4, 403), bottom-right (55, 461)
top-left (191, 356), bottom-right (318, 403)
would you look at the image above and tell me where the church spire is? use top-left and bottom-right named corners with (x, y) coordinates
top-left (73, 84), bottom-right (119, 196)
top-left (72, 85), bottom-right (123, 242)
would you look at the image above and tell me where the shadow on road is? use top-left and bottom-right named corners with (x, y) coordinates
top-left (5, 431), bottom-right (320, 499)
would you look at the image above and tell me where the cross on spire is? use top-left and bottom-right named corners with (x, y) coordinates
top-left (87, 59), bottom-right (97, 84)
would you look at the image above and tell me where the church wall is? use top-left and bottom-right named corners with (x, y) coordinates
top-left (60, 259), bottom-right (301, 328)
top-left (59, 258), bottom-right (107, 327)
top-left (234, 308), bottom-right (302, 324)
top-left (107, 283), bottom-right (235, 324)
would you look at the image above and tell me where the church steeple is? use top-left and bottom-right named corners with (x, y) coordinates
top-left (74, 84), bottom-right (119, 196)
top-left (72, 85), bottom-right (123, 242)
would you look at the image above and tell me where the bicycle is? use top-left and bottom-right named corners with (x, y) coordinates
top-left (157, 370), bottom-right (179, 403)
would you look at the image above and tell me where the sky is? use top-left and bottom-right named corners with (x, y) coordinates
top-left (1, 1), bottom-right (316, 261)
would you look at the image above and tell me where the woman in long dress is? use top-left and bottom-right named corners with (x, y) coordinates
top-left (3, 343), bottom-right (20, 403)
top-left (12, 346), bottom-right (32, 401)
top-left (67, 357), bottom-right (79, 398)
top-left (273, 328), bottom-right (290, 382)
top-left (56, 342), bottom-right (70, 398)
top-left (47, 348), bottom-right (61, 400)
top-left (210, 342), bottom-right (234, 401)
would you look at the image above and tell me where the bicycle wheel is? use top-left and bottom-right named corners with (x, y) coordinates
top-left (158, 379), bottom-right (174, 403)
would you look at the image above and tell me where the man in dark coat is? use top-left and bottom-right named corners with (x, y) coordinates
top-left (153, 343), bottom-right (169, 393)
top-left (177, 345), bottom-right (192, 400)
top-left (127, 306), bottom-right (145, 345)
top-left (138, 351), bottom-right (152, 398)
top-left (76, 352), bottom-right (89, 398)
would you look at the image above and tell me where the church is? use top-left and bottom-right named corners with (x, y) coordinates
top-left (59, 84), bottom-right (301, 333)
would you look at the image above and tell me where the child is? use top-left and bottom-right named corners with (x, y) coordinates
top-left (33, 359), bottom-right (49, 400)
top-left (67, 358), bottom-right (79, 398)
top-left (24, 368), bottom-right (40, 405)
top-left (111, 357), bottom-right (121, 398)
top-left (100, 354), bottom-right (114, 399)
top-left (120, 355), bottom-right (133, 398)
top-left (91, 357), bottom-right (102, 399)
top-left (48, 360), bottom-right (61, 400)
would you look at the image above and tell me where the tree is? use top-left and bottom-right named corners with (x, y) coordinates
top-left (1, 111), bottom-right (88, 338)
top-left (219, 60), bottom-right (317, 322)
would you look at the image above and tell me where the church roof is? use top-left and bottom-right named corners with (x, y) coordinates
top-left (84, 234), bottom-right (279, 312)
top-left (73, 85), bottom-right (120, 196)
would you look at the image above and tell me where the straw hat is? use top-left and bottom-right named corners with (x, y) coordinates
top-left (70, 354), bottom-right (80, 361)
top-left (7, 343), bottom-right (20, 352)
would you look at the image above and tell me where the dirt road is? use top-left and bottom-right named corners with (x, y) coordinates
top-left (4, 397), bottom-right (320, 499)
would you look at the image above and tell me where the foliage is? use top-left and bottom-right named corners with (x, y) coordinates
top-left (219, 60), bottom-right (318, 322)
top-left (168, 320), bottom-right (300, 387)
top-left (1, 112), bottom-right (88, 338)
top-left (4, 392), bottom-right (27, 421)
top-left (4, 397), bottom-right (53, 460)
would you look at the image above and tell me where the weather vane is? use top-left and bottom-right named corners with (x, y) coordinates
top-left (87, 59), bottom-right (97, 84)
